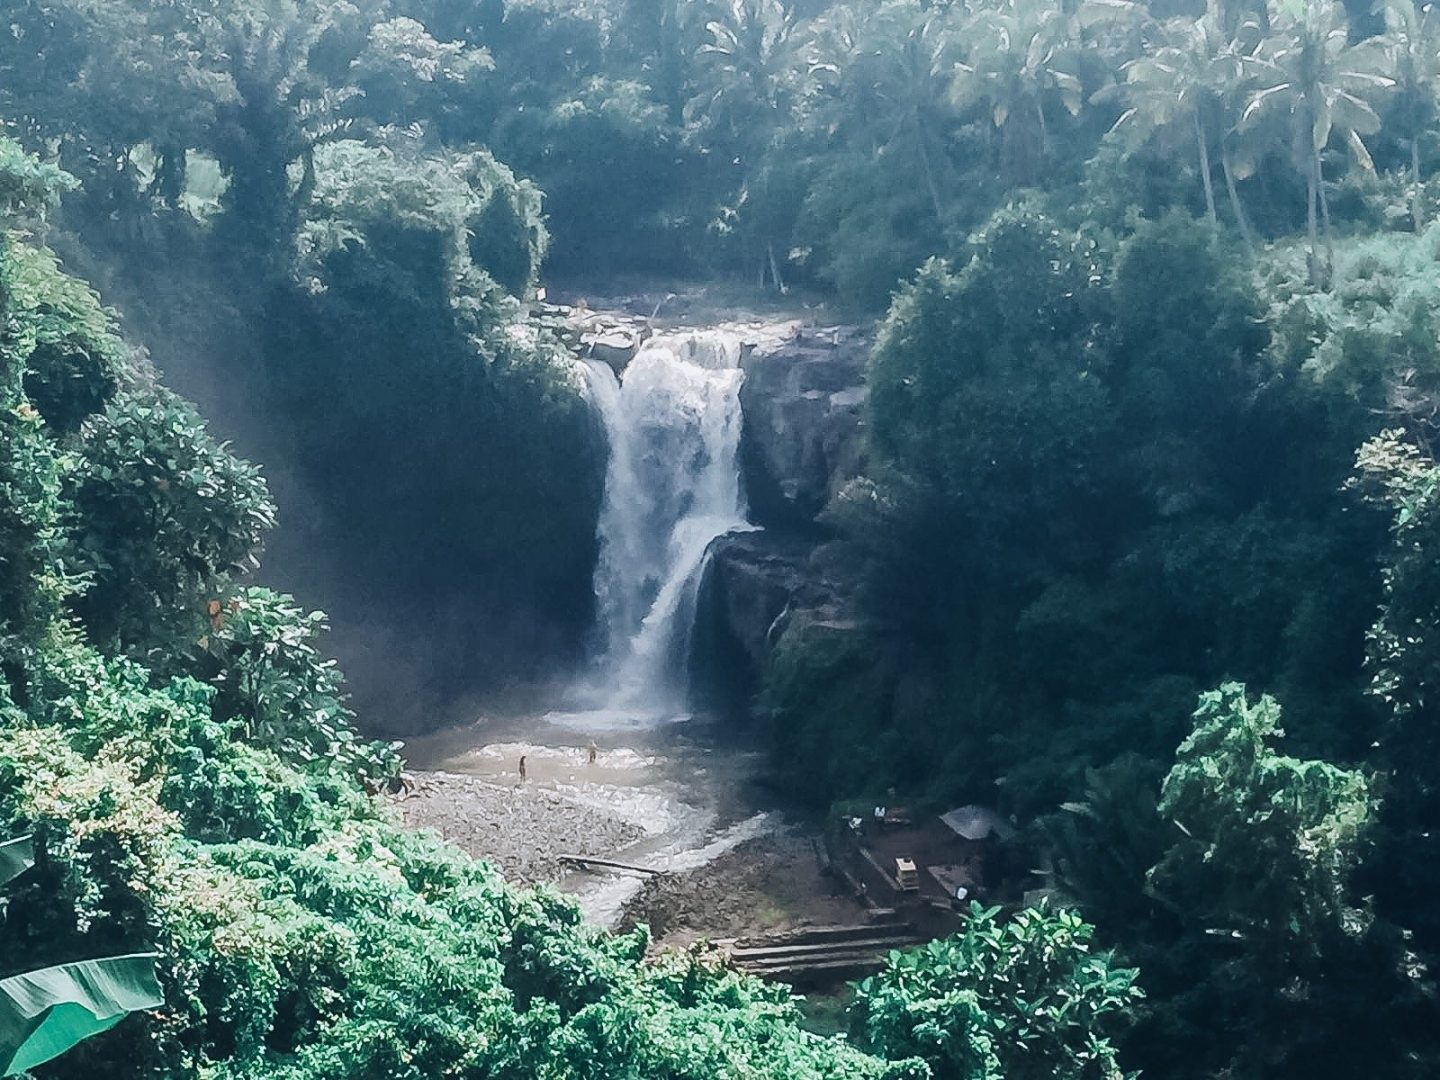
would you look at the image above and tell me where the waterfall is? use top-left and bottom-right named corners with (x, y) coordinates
top-left (576, 331), bottom-right (750, 720)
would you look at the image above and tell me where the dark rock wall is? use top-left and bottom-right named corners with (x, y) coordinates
top-left (694, 322), bottom-right (873, 712)
top-left (738, 326), bottom-right (870, 533)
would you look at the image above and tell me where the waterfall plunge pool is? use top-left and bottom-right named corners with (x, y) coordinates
top-left (396, 317), bottom-right (858, 937)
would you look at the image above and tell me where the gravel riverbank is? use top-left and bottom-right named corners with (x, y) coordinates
top-left (620, 827), bottom-right (867, 947)
top-left (395, 769), bottom-right (646, 886)
top-left (395, 768), bottom-right (866, 944)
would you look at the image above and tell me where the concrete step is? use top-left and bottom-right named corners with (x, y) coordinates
top-left (734, 954), bottom-right (895, 982)
top-left (727, 935), bottom-right (919, 963)
top-left (728, 921), bottom-right (917, 950)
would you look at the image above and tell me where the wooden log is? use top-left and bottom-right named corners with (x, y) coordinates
top-left (558, 854), bottom-right (663, 876)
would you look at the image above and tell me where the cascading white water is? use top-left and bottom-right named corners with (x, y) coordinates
top-left (577, 331), bottom-right (750, 720)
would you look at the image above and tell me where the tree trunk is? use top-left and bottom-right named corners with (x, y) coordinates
top-left (1413, 138), bottom-right (1425, 231)
top-left (1195, 113), bottom-right (1217, 227)
top-left (1221, 151), bottom-right (1255, 252)
top-left (1035, 99), bottom-right (1048, 178)
top-left (767, 243), bottom-right (788, 296)
top-left (151, 144), bottom-right (187, 209)
top-left (1316, 150), bottom-right (1335, 283)
top-left (1306, 160), bottom-right (1321, 286)
top-left (297, 144), bottom-right (317, 212)
top-left (916, 122), bottom-right (946, 223)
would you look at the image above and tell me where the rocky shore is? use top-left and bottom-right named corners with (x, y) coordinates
top-left (620, 827), bottom-right (865, 948)
top-left (395, 770), bottom-right (646, 886)
top-left (394, 769), bottom-right (864, 944)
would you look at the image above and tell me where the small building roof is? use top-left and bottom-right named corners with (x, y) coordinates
top-left (939, 805), bottom-right (1016, 842)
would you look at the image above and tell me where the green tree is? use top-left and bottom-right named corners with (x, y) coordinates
top-left (193, 587), bottom-right (400, 783)
top-left (66, 387), bottom-right (276, 655)
top-left (866, 208), bottom-right (1111, 559)
top-left (1377, 0), bottom-right (1440, 226)
top-left (851, 904), bottom-right (1142, 1080)
top-left (1150, 683), bottom-right (1375, 963)
top-left (795, 0), bottom-right (966, 303)
top-left (951, 0), bottom-right (1087, 185)
top-left (0, 141), bottom-right (75, 223)
top-left (0, 202), bottom-right (112, 669)
top-left (1350, 432), bottom-right (1440, 981)
top-left (688, 0), bottom-right (805, 288)
top-left (1241, 0), bottom-right (1394, 282)
top-left (844, 3), bottom-right (962, 223)
top-left (690, 0), bottom-right (801, 146)
top-left (1105, 0), bottom-right (1260, 241)
top-left (201, 0), bottom-right (371, 251)
top-left (1135, 683), bottom-right (1386, 1077)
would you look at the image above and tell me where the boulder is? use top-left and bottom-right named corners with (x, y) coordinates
top-left (739, 325), bottom-right (870, 531)
top-left (689, 528), bottom-right (852, 710)
top-left (584, 329), bottom-right (641, 375)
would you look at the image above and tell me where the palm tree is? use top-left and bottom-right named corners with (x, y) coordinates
top-left (950, 0), bottom-right (1086, 185)
top-left (1105, 0), bottom-right (1261, 243)
top-left (1241, 0), bottom-right (1395, 283)
top-left (1378, 0), bottom-right (1440, 226)
top-left (688, 0), bottom-right (802, 289)
top-left (811, 2), bottom-right (962, 222)
top-left (689, 0), bottom-right (800, 139)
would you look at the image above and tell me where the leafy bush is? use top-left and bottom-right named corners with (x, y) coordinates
top-left (296, 140), bottom-right (545, 303)
top-left (0, 138), bottom-right (75, 222)
top-left (65, 387), bottom-right (275, 654)
top-left (1126, 683), bottom-right (1392, 1079)
top-left (0, 686), bottom-right (912, 1079)
top-left (852, 904), bottom-right (1141, 1080)
top-left (0, 240), bottom-right (123, 435)
top-left (0, 237), bottom-right (85, 659)
top-left (192, 588), bottom-right (401, 783)
top-left (1150, 684), bottom-right (1375, 960)
top-left (0, 399), bottom-right (64, 656)
top-left (1258, 224), bottom-right (1440, 437)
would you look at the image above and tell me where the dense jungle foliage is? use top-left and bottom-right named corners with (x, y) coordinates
top-left (0, 141), bottom-right (943, 1079)
top-left (8, 0), bottom-right (1440, 1075)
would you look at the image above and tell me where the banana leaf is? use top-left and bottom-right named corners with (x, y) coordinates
top-left (0, 839), bottom-right (33, 889)
top-left (0, 953), bottom-right (163, 1076)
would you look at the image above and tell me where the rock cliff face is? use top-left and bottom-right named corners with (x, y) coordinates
top-left (541, 288), bottom-right (876, 714)
top-left (693, 321), bottom-right (873, 710)
top-left (690, 529), bottom-right (842, 710)
top-left (738, 325), bottom-right (870, 533)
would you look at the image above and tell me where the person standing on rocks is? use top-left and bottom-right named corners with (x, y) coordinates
top-left (518, 755), bottom-right (527, 782)
top-left (588, 741), bottom-right (598, 766)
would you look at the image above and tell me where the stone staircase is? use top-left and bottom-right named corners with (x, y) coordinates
top-left (718, 918), bottom-right (925, 985)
